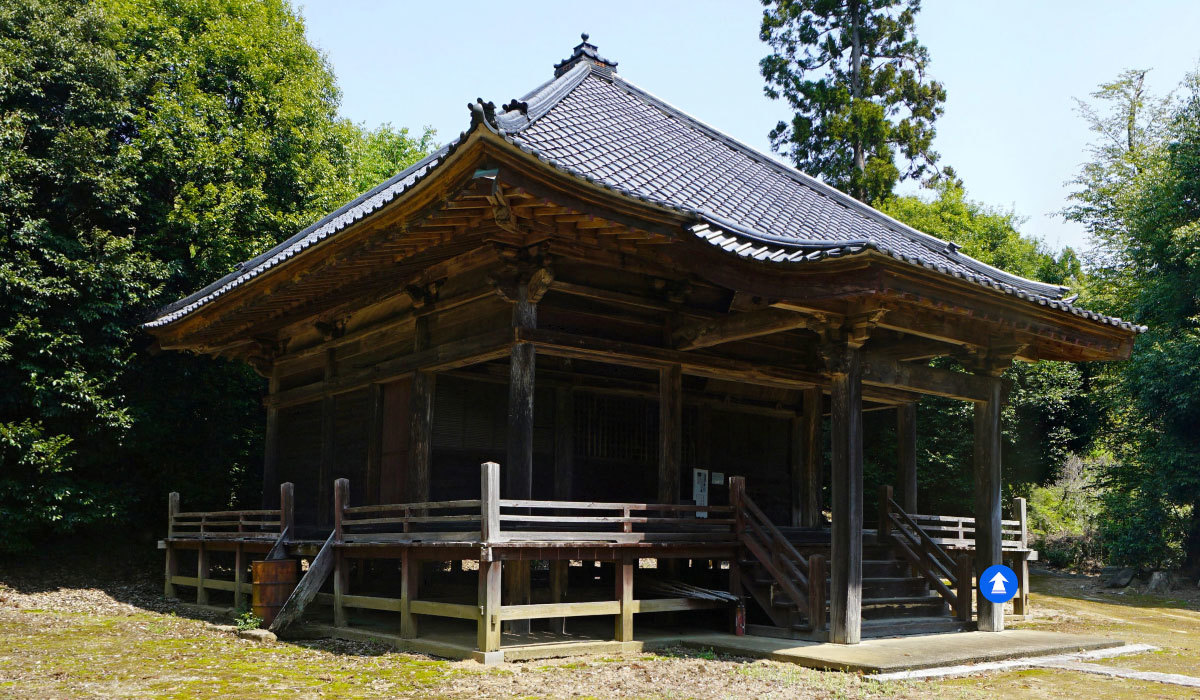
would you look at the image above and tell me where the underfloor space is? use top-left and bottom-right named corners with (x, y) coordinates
top-left (290, 607), bottom-right (1122, 671)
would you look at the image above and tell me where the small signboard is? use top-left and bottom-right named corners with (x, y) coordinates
top-left (692, 468), bottom-right (709, 518)
top-left (711, 472), bottom-right (725, 486)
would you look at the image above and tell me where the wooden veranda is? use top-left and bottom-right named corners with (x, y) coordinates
top-left (146, 35), bottom-right (1139, 656)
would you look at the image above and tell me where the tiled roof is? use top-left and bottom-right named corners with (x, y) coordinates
top-left (147, 40), bottom-right (1145, 334)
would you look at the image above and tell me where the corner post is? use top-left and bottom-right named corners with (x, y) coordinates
top-left (262, 370), bottom-right (280, 508)
top-left (824, 318), bottom-right (871, 645)
top-left (333, 478), bottom-right (349, 628)
top-left (728, 476), bottom-right (746, 610)
top-left (280, 482), bottom-right (294, 538)
top-left (409, 370), bottom-right (434, 503)
top-left (956, 552), bottom-right (973, 622)
top-left (973, 371), bottom-right (1006, 632)
top-left (1013, 496), bottom-right (1029, 616)
top-left (897, 402), bottom-right (918, 513)
top-left (164, 492), bottom-right (179, 598)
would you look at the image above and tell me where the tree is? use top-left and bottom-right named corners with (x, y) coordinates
top-left (760, 0), bottom-right (947, 203)
top-left (1065, 70), bottom-right (1200, 571)
top-left (868, 184), bottom-right (1087, 514)
top-left (0, 0), bottom-right (433, 551)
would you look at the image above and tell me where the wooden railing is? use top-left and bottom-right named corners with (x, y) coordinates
top-left (334, 462), bottom-right (735, 545)
top-left (901, 499), bottom-right (1030, 553)
top-left (878, 485), bottom-right (972, 622)
top-left (729, 476), bottom-right (824, 630)
top-left (168, 483), bottom-right (293, 541)
top-left (163, 482), bottom-right (295, 609)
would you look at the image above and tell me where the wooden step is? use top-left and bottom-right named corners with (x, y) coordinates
top-left (860, 617), bottom-right (971, 638)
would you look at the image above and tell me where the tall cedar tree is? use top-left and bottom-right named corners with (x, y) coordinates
top-left (760, 0), bottom-right (946, 203)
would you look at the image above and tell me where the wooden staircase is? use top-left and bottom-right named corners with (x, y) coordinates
top-left (731, 480), bottom-right (974, 640)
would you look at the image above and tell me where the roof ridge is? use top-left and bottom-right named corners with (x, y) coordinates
top-left (599, 74), bottom-right (1069, 300)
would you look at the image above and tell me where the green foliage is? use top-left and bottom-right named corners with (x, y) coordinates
top-left (0, 0), bottom-right (433, 551)
top-left (1025, 455), bottom-right (1106, 570)
top-left (870, 185), bottom-right (1088, 514)
top-left (1066, 69), bottom-right (1200, 570)
top-left (759, 0), bottom-right (947, 203)
top-left (234, 608), bottom-right (263, 631)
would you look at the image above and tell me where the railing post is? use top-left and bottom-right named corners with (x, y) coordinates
top-left (727, 476), bottom-right (746, 616)
top-left (808, 554), bottom-right (826, 633)
top-left (280, 482), bottom-right (294, 539)
top-left (164, 492), bottom-right (179, 598)
top-left (1014, 497), bottom-right (1028, 549)
top-left (333, 478), bottom-right (349, 628)
top-left (877, 485), bottom-right (893, 545)
top-left (956, 552), bottom-right (973, 622)
top-left (481, 462), bottom-right (500, 543)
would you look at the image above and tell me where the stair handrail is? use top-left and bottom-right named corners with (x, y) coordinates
top-left (879, 485), bottom-right (972, 622)
top-left (730, 477), bottom-right (823, 628)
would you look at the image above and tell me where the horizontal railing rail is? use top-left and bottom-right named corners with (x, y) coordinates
top-left (879, 485), bottom-right (971, 622)
top-left (167, 484), bottom-right (294, 541)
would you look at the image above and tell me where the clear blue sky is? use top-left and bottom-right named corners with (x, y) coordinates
top-left (297, 0), bottom-right (1200, 254)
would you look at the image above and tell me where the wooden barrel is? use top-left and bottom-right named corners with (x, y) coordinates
top-left (251, 559), bottom-right (298, 627)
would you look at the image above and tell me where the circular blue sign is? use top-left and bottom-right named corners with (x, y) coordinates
top-left (978, 564), bottom-right (1018, 604)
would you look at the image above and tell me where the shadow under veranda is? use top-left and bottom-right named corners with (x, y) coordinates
top-left (0, 528), bottom-right (398, 660)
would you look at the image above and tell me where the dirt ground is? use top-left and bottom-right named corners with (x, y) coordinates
top-left (1, 548), bottom-right (1198, 699)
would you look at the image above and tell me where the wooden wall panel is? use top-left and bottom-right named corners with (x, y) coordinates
top-left (379, 377), bottom-right (412, 504)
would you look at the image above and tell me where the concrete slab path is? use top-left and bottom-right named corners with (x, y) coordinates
top-left (671, 630), bottom-right (1123, 673)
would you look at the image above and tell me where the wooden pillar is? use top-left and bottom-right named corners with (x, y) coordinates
top-left (615, 557), bottom-right (634, 642)
top-left (554, 387), bottom-right (573, 502)
top-left (506, 286), bottom-right (536, 504)
top-left (409, 370), bottom-right (434, 503)
top-left (262, 371), bottom-right (281, 509)
top-left (974, 376), bottom-right (1004, 632)
top-left (164, 492), bottom-right (179, 598)
top-left (318, 350), bottom-right (336, 526)
top-left (332, 478), bottom-right (348, 627)
top-left (365, 383), bottom-right (384, 504)
top-left (657, 364), bottom-right (682, 505)
top-left (800, 387), bottom-right (822, 527)
top-left (789, 415), bottom-right (803, 527)
top-left (828, 342), bottom-right (863, 644)
top-left (897, 402), bottom-right (918, 513)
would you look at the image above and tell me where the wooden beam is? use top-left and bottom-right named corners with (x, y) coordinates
top-left (860, 354), bottom-right (996, 402)
top-left (266, 328), bottom-right (513, 408)
top-left (974, 376), bottom-right (1005, 632)
top-left (897, 403), bottom-right (918, 513)
top-left (658, 364), bottom-right (682, 504)
top-left (828, 343), bottom-right (863, 645)
top-left (673, 308), bottom-right (820, 351)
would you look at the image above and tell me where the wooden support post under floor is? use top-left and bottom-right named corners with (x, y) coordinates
top-left (974, 375), bottom-right (1005, 632)
top-left (615, 557), bottom-right (634, 642)
top-left (478, 559), bottom-right (502, 659)
top-left (233, 544), bottom-right (245, 610)
top-left (401, 549), bottom-right (418, 638)
top-left (196, 542), bottom-right (209, 605)
top-left (828, 341), bottom-right (864, 644)
top-left (897, 402), bottom-right (918, 513)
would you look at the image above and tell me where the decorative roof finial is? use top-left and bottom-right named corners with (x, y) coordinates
top-left (553, 32), bottom-right (618, 78)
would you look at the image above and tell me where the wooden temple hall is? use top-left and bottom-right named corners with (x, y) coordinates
top-left (146, 36), bottom-right (1143, 661)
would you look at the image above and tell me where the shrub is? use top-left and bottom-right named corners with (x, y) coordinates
top-left (1026, 454), bottom-right (1106, 571)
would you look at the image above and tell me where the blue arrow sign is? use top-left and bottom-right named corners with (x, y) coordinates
top-left (978, 564), bottom-right (1018, 604)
